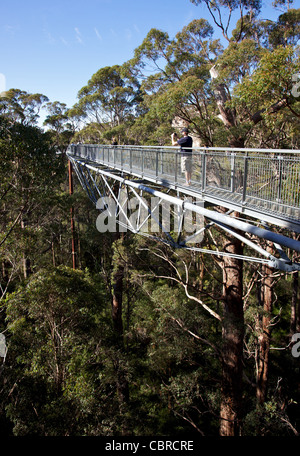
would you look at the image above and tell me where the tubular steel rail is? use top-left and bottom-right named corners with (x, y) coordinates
top-left (68, 144), bottom-right (300, 233)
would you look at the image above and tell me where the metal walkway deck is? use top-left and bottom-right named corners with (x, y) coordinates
top-left (68, 144), bottom-right (300, 232)
top-left (67, 144), bottom-right (300, 271)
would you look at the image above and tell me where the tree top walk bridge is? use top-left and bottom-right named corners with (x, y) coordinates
top-left (67, 144), bottom-right (300, 272)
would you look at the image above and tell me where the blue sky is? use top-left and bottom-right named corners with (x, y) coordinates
top-left (0, 0), bottom-right (280, 117)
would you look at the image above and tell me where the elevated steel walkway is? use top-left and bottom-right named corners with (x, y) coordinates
top-left (67, 144), bottom-right (300, 272)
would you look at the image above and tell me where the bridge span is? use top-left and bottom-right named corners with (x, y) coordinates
top-left (67, 144), bottom-right (300, 272)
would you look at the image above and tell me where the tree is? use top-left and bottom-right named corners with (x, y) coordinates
top-left (69, 65), bottom-right (142, 143)
top-left (124, 23), bottom-right (222, 146)
top-left (43, 101), bottom-right (76, 152)
top-left (267, 8), bottom-right (300, 46)
top-left (189, 0), bottom-right (262, 43)
top-left (3, 266), bottom-right (109, 435)
top-left (0, 89), bottom-right (49, 126)
top-left (234, 45), bottom-right (300, 125)
top-left (0, 116), bottom-right (65, 289)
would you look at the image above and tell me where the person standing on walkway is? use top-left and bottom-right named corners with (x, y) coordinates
top-left (171, 127), bottom-right (193, 186)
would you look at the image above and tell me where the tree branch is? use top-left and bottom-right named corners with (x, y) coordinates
top-left (140, 247), bottom-right (222, 321)
top-left (251, 98), bottom-right (289, 124)
top-left (0, 210), bottom-right (23, 248)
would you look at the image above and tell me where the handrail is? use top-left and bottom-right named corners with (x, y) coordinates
top-left (70, 143), bottom-right (300, 154)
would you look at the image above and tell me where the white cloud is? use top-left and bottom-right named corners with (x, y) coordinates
top-left (44, 29), bottom-right (56, 45)
top-left (4, 25), bottom-right (16, 35)
top-left (75, 27), bottom-right (83, 44)
top-left (60, 37), bottom-right (69, 47)
top-left (133, 24), bottom-right (140, 34)
top-left (94, 27), bottom-right (103, 41)
top-left (125, 28), bottom-right (132, 41)
top-left (110, 28), bottom-right (118, 38)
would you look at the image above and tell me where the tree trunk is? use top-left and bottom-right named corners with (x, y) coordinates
top-left (256, 246), bottom-right (274, 405)
top-left (21, 217), bottom-right (32, 279)
top-left (290, 235), bottom-right (300, 337)
top-left (210, 67), bottom-right (245, 433)
top-left (220, 226), bottom-right (244, 436)
top-left (112, 259), bottom-right (124, 336)
top-left (210, 72), bottom-right (245, 434)
top-left (111, 233), bottom-right (129, 430)
top-left (68, 160), bottom-right (76, 269)
top-left (290, 271), bottom-right (299, 336)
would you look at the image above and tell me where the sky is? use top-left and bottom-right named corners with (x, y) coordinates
top-left (0, 0), bottom-right (281, 122)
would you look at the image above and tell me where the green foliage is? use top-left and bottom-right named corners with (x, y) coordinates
top-left (3, 266), bottom-right (109, 435)
top-left (268, 8), bottom-right (300, 47)
top-left (0, 116), bottom-right (67, 290)
top-left (0, 89), bottom-right (49, 125)
top-left (70, 65), bottom-right (141, 130)
top-left (235, 45), bottom-right (299, 104)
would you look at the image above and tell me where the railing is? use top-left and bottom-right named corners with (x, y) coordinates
top-left (68, 144), bottom-right (300, 228)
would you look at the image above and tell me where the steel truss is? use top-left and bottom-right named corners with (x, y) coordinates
top-left (68, 154), bottom-right (300, 272)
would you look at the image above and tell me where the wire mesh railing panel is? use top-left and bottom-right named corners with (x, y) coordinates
top-left (190, 154), bottom-right (201, 183)
top-left (157, 151), bottom-right (177, 181)
top-left (280, 158), bottom-right (300, 207)
top-left (141, 149), bottom-right (158, 175)
top-left (240, 154), bottom-right (300, 219)
top-left (131, 147), bottom-right (143, 172)
top-left (205, 152), bottom-right (234, 190)
top-left (113, 146), bottom-right (123, 167)
top-left (246, 156), bottom-right (279, 202)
